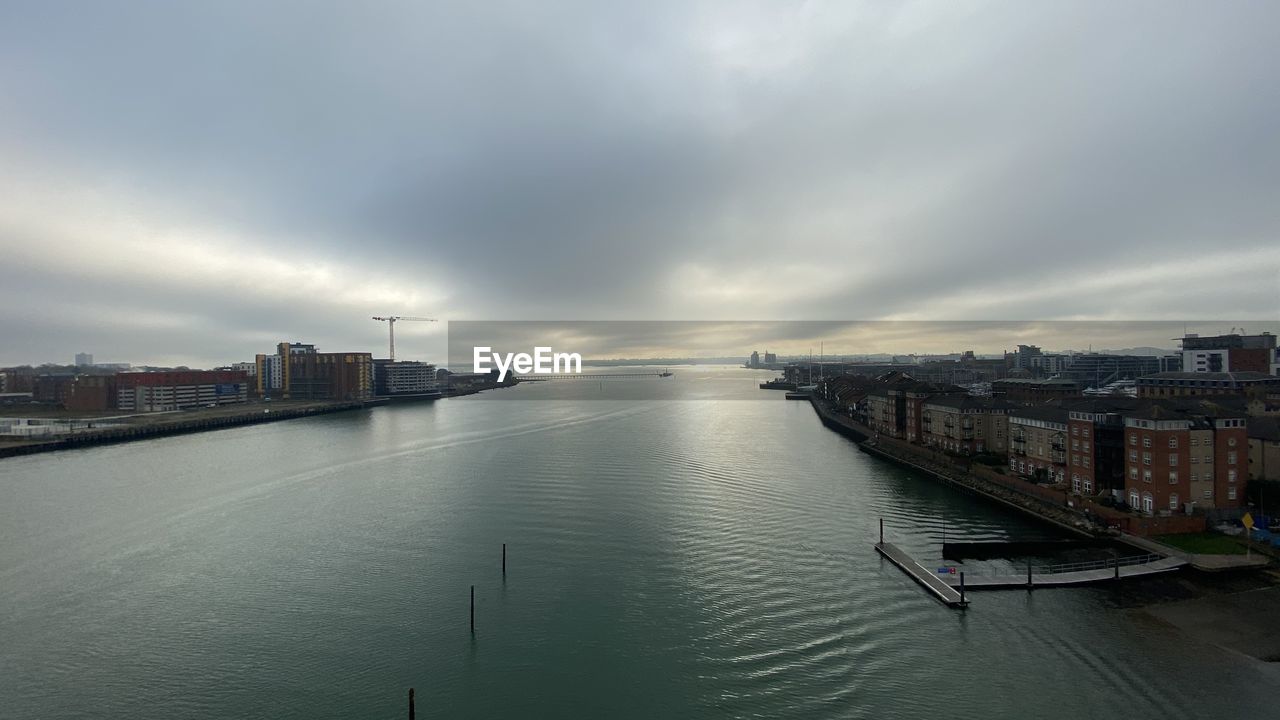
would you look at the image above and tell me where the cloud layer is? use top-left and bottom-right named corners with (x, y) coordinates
top-left (2, 1), bottom-right (1277, 366)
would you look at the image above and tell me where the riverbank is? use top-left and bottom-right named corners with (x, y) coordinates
top-left (807, 395), bottom-right (1105, 537)
top-left (0, 399), bottom-right (386, 458)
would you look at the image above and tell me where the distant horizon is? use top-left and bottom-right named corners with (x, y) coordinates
top-left (8, 320), bottom-right (1270, 371)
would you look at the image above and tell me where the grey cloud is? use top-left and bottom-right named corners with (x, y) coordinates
top-left (1, 1), bottom-right (1278, 366)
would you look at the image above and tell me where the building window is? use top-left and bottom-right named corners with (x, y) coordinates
top-left (1143, 437), bottom-right (1151, 448)
top-left (1143, 469), bottom-right (1152, 483)
top-left (1083, 457), bottom-right (1090, 468)
top-left (1228, 469), bottom-right (1237, 483)
top-left (1228, 437), bottom-right (1237, 447)
top-left (1191, 456), bottom-right (1199, 464)
top-left (1228, 486), bottom-right (1237, 501)
top-left (1072, 474), bottom-right (1081, 492)
top-left (1169, 454), bottom-right (1178, 466)
top-left (1129, 450), bottom-right (1138, 462)
top-left (1190, 437), bottom-right (1198, 446)
top-left (1227, 451), bottom-right (1237, 465)
top-left (1129, 467), bottom-right (1138, 480)
top-left (1143, 452), bottom-right (1151, 465)
top-left (1169, 437), bottom-right (1178, 448)
top-left (1072, 427), bottom-right (1079, 436)
top-left (1130, 490), bottom-right (1140, 508)
top-left (1129, 434), bottom-right (1137, 446)
top-left (1170, 494), bottom-right (1179, 510)
top-left (1142, 494), bottom-right (1154, 513)
top-left (1203, 489), bottom-right (1212, 499)
top-left (1169, 471), bottom-right (1178, 484)
top-left (1083, 478), bottom-right (1093, 493)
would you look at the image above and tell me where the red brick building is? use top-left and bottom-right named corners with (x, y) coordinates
top-left (1122, 401), bottom-right (1247, 514)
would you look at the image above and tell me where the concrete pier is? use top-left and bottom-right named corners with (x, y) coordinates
top-left (875, 541), bottom-right (969, 608)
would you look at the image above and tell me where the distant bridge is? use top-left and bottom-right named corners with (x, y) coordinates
top-left (513, 372), bottom-right (672, 381)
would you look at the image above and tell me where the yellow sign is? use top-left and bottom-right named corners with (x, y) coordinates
top-left (1242, 512), bottom-right (1254, 531)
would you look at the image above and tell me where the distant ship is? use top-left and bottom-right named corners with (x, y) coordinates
top-left (659, 370), bottom-right (673, 377)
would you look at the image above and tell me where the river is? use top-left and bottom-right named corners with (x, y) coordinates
top-left (1, 366), bottom-right (1274, 718)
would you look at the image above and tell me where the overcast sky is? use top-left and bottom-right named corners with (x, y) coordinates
top-left (2, 1), bottom-right (1278, 367)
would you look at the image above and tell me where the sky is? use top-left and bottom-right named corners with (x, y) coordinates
top-left (1, 1), bottom-right (1278, 367)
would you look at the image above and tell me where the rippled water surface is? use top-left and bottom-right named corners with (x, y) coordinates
top-left (1, 366), bottom-right (1275, 718)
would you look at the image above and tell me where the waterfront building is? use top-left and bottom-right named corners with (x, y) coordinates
top-left (919, 396), bottom-right (1012, 455)
top-left (115, 370), bottom-right (249, 412)
top-left (64, 374), bottom-right (117, 412)
top-left (372, 360), bottom-right (440, 399)
top-left (278, 342), bottom-right (372, 401)
top-left (1122, 400), bottom-right (1247, 513)
top-left (1135, 371), bottom-right (1280, 399)
top-left (748, 351), bottom-right (760, 368)
top-left (1065, 397), bottom-right (1140, 498)
top-left (74, 352), bottom-right (93, 367)
top-left (1008, 406), bottom-right (1070, 483)
top-left (992, 378), bottom-right (1081, 405)
top-left (254, 353), bottom-right (284, 396)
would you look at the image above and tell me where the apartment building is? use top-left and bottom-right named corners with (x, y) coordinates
top-left (1122, 401), bottom-right (1247, 514)
top-left (1009, 406), bottom-right (1070, 483)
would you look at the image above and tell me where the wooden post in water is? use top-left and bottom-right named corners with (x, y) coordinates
top-left (1114, 550), bottom-right (1120, 581)
top-left (1026, 559), bottom-right (1033, 589)
top-left (959, 571), bottom-right (966, 605)
top-left (470, 585), bottom-right (475, 633)
top-left (409, 688), bottom-right (415, 720)
top-left (879, 518), bottom-right (884, 546)
top-left (502, 543), bottom-right (506, 575)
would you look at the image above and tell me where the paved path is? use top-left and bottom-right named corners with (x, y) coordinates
top-left (943, 556), bottom-right (1187, 589)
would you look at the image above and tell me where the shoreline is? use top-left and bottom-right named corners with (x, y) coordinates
top-left (0, 399), bottom-right (387, 459)
top-left (806, 394), bottom-right (1103, 538)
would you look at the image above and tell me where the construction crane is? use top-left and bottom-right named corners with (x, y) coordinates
top-left (371, 316), bottom-right (437, 362)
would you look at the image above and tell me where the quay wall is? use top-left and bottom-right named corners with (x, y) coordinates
top-left (808, 397), bottom-right (1206, 538)
top-left (0, 400), bottom-right (384, 459)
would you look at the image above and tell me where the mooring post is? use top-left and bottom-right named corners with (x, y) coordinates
top-left (409, 688), bottom-right (415, 720)
top-left (502, 543), bottom-right (506, 575)
top-left (959, 571), bottom-right (966, 605)
top-left (1027, 559), bottom-right (1033, 589)
top-left (1114, 550), bottom-right (1120, 581)
top-left (879, 518), bottom-right (884, 546)
top-left (470, 585), bottom-right (475, 633)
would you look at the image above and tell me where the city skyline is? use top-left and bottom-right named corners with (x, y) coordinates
top-left (2, 2), bottom-right (1278, 367)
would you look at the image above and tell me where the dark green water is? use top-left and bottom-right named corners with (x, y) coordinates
top-left (1, 366), bottom-right (1275, 718)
